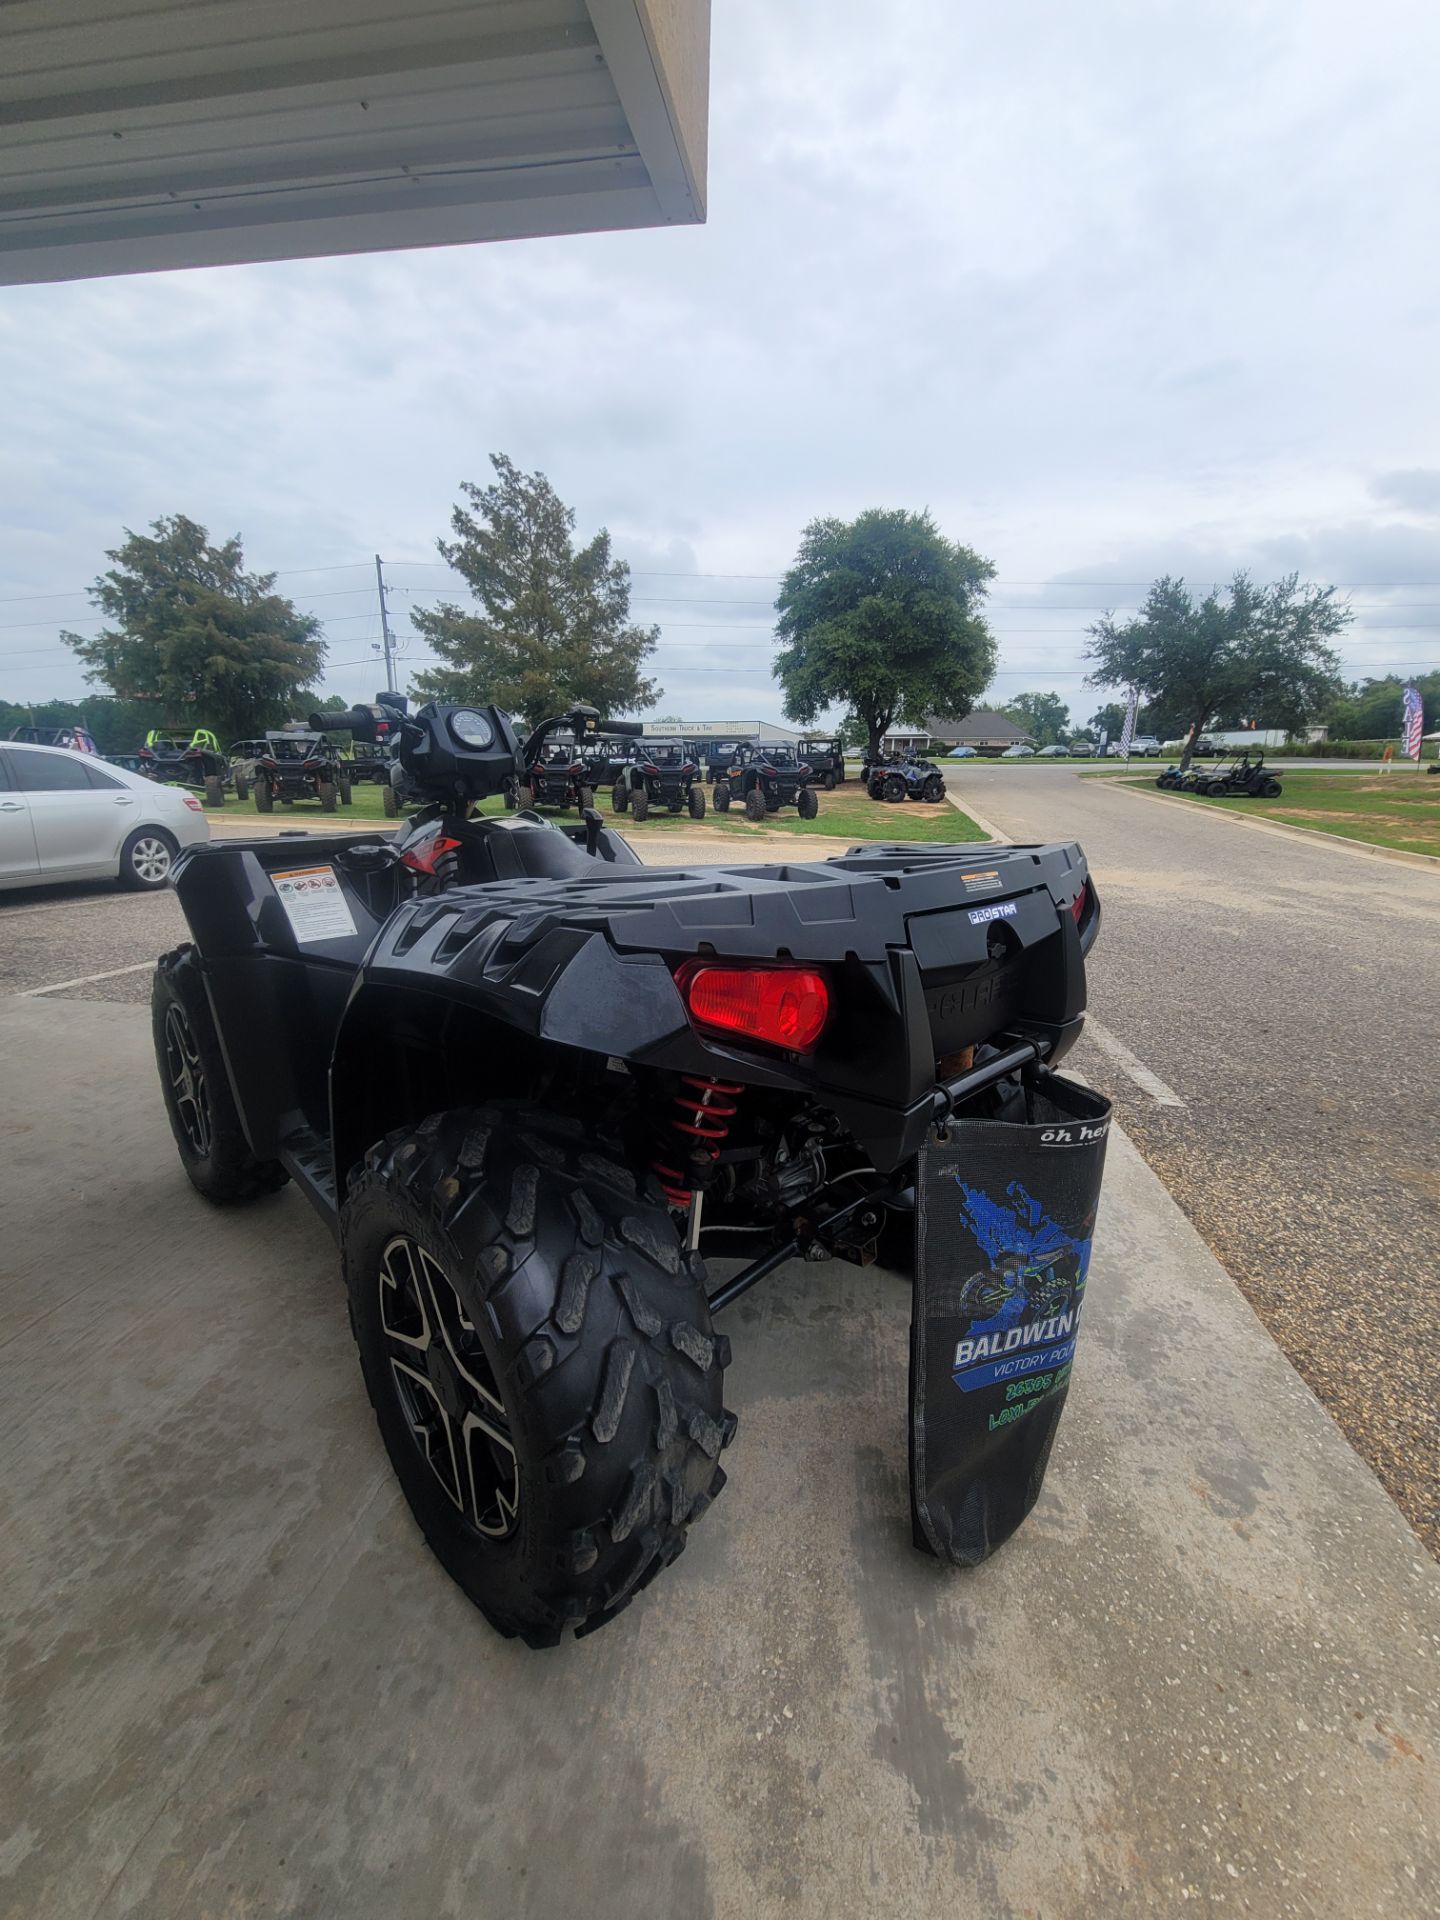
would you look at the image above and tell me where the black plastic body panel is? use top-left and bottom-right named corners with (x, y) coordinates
top-left (170, 835), bottom-right (1097, 1201)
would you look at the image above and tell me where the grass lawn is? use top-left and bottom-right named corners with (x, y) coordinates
top-left (1130, 768), bottom-right (1440, 857)
top-left (276, 776), bottom-right (990, 844)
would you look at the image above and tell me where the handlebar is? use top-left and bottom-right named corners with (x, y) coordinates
top-left (307, 707), bottom-right (379, 741)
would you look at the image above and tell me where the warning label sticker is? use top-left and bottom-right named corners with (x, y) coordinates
top-left (960, 870), bottom-right (1003, 894)
top-left (272, 866), bottom-right (358, 944)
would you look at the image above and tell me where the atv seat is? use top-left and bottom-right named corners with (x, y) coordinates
top-left (471, 814), bottom-right (630, 880)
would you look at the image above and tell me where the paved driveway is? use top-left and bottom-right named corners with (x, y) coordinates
top-left (950, 762), bottom-right (1440, 1555)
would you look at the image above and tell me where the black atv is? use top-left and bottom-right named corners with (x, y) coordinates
top-left (512, 741), bottom-right (594, 815)
top-left (245, 732), bottom-right (352, 813)
top-left (701, 738), bottom-right (743, 784)
top-left (868, 752), bottom-right (947, 805)
top-left (612, 738), bottom-right (706, 821)
top-left (138, 728), bottom-right (229, 807)
top-left (714, 743), bottom-right (818, 821)
top-left (152, 694), bottom-right (1105, 1648)
top-left (581, 734), bottom-right (636, 794)
top-left (798, 735), bottom-right (846, 789)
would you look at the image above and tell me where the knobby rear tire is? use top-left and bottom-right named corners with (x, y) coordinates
top-left (341, 1106), bottom-right (734, 1647)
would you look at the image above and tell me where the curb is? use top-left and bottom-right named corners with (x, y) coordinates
top-left (1110, 780), bottom-right (1440, 873)
top-left (943, 788), bottom-right (1010, 844)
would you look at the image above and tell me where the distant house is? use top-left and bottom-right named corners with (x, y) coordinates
top-left (882, 710), bottom-right (1032, 755)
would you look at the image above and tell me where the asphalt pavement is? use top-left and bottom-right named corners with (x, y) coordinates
top-left (950, 761), bottom-right (1440, 1556)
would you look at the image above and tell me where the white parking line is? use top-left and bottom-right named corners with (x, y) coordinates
top-left (1082, 1017), bottom-right (1187, 1108)
top-left (24, 960), bottom-right (154, 998)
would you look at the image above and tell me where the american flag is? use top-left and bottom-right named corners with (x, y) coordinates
top-left (1118, 687), bottom-right (1140, 759)
top-left (1402, 682), bottom-right (1423, 760)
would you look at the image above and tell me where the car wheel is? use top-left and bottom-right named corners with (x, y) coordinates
top-left (688, 785), bottom-right (706, 819)
top-left (341, 1106), bottom-right (731, 1647)
top-left (882, 775), bottom-right (907, 803)
top-left (339, 776), bottom-right (353, 806)
top-left (203, 774), bottom-right (224, 808)
top-left (152, 947), bottom-right (290, 1202)
top-left (119, 825), bottom-right (178, 892)
top-left (319, 781), bottom-right (338, 813)
top-left (922, 776), bottom-right (945, 803)
top-left (744, 787), bottom-right (767, 822)
top-left (255, 781), bottom-right (273, 812)
top-left (797, 787), bottom-right (819, 819)
top-left (630, 787), bottom-right (650, 823)
top-left (383, 783), bottom-right (401, 819)
top-left (713, 781), bottom-right (730, 811)
top-left (234, 772), bottom-right (249, 802)
top-left (578, 785), bottom-right (595, 814)
top-left (823, 771), bottom-right (836, 790)
top-left (612, 782), bottom-right (629, 813)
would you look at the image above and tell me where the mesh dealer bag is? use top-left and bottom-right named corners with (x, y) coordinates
top-left (909, 1074), bottom-right (1112, 1565)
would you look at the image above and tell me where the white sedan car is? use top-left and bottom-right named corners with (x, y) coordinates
top-left (0, 741), bottom-right (210, 893)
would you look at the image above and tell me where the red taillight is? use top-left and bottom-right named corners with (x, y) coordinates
top-left (677, 961), bottom-right (830, 1052)
top-left (1071, 882), bottom-right (1088, 926)
top-left (181, 793), bottom-right (204, 812)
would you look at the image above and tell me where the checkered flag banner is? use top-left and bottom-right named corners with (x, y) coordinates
top-left (1402, 682), bottom-right (1423, 760)
top-left (1118, 687), bottom-right (1140, 759)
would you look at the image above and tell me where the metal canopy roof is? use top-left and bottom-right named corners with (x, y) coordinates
top-left (0, 0), bottom-right (709, 284)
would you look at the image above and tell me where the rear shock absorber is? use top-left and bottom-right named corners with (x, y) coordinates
top-left (652, 1075), bottom-right (745, 1214)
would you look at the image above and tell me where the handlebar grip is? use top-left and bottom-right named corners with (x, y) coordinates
top-left (606, 720), bottom-right (646, 737)
top-left (307, 708), bottom-right (377, 740)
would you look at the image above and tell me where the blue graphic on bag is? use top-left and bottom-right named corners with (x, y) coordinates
top-left (947, 1181), bottom-right (1092, 1395)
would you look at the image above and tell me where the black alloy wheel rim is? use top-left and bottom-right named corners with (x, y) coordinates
top-left (163, 1003), bottom-right (212, 1158)
top-left (379, 1236), bottom-right (519, 1540)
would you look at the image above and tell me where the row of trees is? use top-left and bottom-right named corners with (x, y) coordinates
top-left (50, 468), bottom-right (1413, 768)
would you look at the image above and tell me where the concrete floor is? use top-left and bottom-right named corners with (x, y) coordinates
top-left (2, 990), bottom-right (1436, 1918)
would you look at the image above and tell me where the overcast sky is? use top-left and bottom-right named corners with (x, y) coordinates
top-left (3, 0), bottom-right (1440, 728)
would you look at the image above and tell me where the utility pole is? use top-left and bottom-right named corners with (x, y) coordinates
top-left (374, 553), bottom-right (397, 694)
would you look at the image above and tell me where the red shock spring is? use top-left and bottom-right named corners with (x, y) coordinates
top-left (652, 1076), bottom-right (745, 1208)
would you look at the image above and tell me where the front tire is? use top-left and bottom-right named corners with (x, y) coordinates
top-left (319, 781), bottom-right (338, 813)
top-left (203, 774), bottom-right (224, 808)
top-left (922, 775), bottom-right (945, 803)
top-left (688, 785), bottom-right (706, 819)
top-left (341, 1109), bottom-right (732, 1647)
top-left (234, 772), bottom-right (249, 802)
top-left (383, 783), bottom-right (401, 818)
top-left (823, 770), bottom-right (837, 790)
top-left (612, 781), bottom-right (630, 814)
top-left (713, 780), bottom-right (731, 812)
top-left (630, 787), bottom-right (650, 823)
top-left (744, 786), bottom-right (767, 822)
top-left (882, 774), bottom-right (907, 804)
top-left (797, 786), bottom-right (819, 819)
top-left (152, 948), bottom-right (290, 1203)
top-left (339, 775), bottom-right (353, 806)
top-left (119, 825), bottom-right (177, 891)
top-left (255, 781), bottom-right (274, 813)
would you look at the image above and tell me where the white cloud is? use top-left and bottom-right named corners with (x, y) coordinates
top-left (2, 0), bottom-right (1439, 724)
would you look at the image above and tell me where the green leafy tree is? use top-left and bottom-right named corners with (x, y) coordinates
top-left (410, 456), bottom-right (660, 723)
top-left (1003, 690), bottom-right (1070, 746)
top-left (1086, 573), bottom-right (1348, 768)
top-left (61, 517), bottom-right (324, 746)
top-left (773, 509), bottom-right (997, 764)
top-left (1325, 671), bottom-right (1440, 740)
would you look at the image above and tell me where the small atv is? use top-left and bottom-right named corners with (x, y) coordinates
top-left (152, 695), bottom-right (1104, 1648)
top-left (244, 732), bottom-right (352, 812)
top-left (582, 735), bottom-right (636, 795)
top-left (798, 735), bottom-right (846, 789)
top-left (612, 739), bottom-right (706, 821)
top-left (138, 728), bottom-right (228, 807)
top-left (714, 744), bottom-right (818, 821)
top-left (702, 739), bottom-right (743, 784)
top-left (511, 741), bottom-right (594, 815)
top-left (868, 753), bottom-right (947, 805)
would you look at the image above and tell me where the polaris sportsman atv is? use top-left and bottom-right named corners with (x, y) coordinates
top-left (714, 743), bottom-right (818, 821)
top-left (797, 735), bottom-right (846, 788)
top-left (139, 728), bottom-right (228, 807)
top-left (868, 752), bottom-right (947, 805)
top-left (612, 738), bottom-right (705, 821)
top-left (244, 731), bottom-right (352, 812)
top-left (152, 694), bottom-right (1103, 1647)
